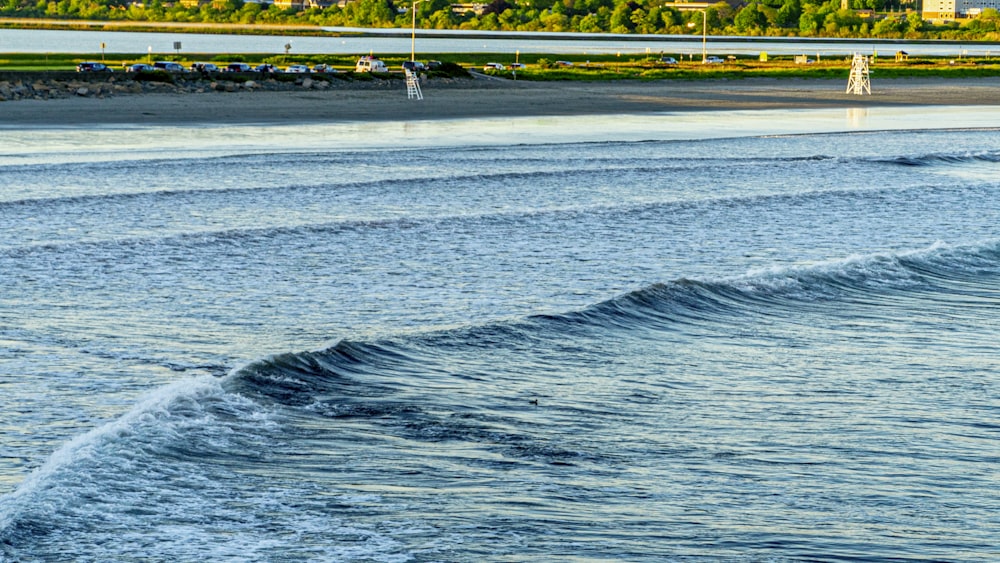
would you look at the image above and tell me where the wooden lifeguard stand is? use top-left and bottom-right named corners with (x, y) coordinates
top-left (405, 68), bottom-right (423, 100)
top-left (846, 53), bottom-right (871, 95)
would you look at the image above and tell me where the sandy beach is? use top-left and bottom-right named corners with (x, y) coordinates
top-left (3, 75), bottom-right (1000, 126)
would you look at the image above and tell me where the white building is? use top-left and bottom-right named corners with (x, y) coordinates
top-left (924, 0), bottom-right (1000, 20)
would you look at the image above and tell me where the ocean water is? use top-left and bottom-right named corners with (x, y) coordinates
top-left (4, 27), bottom-right (1000, 57)
top-left (1, 108), bottom-right (999, 562)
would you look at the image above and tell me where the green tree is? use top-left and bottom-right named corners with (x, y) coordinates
top-left (798, 3), bottom-right (820, 34)
top-left (824, 8), bottom-right (861, 34)
top-left (574, 11), bottom-right (598, 30)
top-left (427, 7), bottom-right (458, 28)
top-left (734, 2), bottom-right (768, 32)
top-left (236, 1), bottom-right (260, 23)
top-left (774, 0), bottom-right (800, 28)
top-left (872, 15), bottom-right (903, 36)
top-left (478, 11), bottom-right (500, 28)
top-left (609, 2), bottom-right (633, 33)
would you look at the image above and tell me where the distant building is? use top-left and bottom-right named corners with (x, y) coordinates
top-left (661, 0), bottom-right (744, 11)
top-left (924, 0), bottom-right (1000, 19)
top-left (839, 0), bottom-right (877, 16)
top-left (450, 3), bottom-right (487, 14)
top-left (179, 0), bottom-right (239, 7)
top-left (958, 0), bottom-right (1000, 15)
top-left (924, 0), bottom-right (957, 19)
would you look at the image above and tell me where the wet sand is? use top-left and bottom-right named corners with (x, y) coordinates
top-left (3, 76), bottom-right (1000, 126)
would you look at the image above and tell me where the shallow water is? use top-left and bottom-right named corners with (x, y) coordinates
top-left (2, 107), bottom-right (999, 561)
top-left (3, 27), bottom-right (999, 56)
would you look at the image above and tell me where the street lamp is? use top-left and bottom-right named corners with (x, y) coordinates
top-left (686, 10), bottom-right (707, 63)
top-left (411, 0), bottom-right (424, 63)
top-left (700, 9), bottom-right (707, 63)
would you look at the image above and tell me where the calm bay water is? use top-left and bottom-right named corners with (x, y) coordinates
top-left (1, 26), bottom-right (998, 57)
top-left (1, 109), bottom-right (999, 561)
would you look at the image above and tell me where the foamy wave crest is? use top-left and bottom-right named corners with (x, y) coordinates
top-left (220, 240), bottom-right (1000, 412)
top-left (540, 240), bottom-right (1000, 332)
top-left (0, 375), bottom-right (274, 544)
top-left (878, 150), bottom-right (1000, 167)
top-left (735, 240), bottom-right (1000, 297)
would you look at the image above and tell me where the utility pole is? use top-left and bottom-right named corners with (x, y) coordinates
top-left (411, 0), bottom-right (424, 63)
top-left (702, 9), bottom-right (707, 63)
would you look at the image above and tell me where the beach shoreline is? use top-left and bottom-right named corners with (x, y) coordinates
top-left (3, 75), bottom-right (1000, 126)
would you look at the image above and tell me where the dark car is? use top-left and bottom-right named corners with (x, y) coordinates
top-left (401, 60), bottom-right (426, 73)
top-left (76, 62), bottom-right (112, 72)
top-left (225, 63), bottom-right (252, 73)
top-left (153, 61), bottom-right (187, 72)
top-left (190, 62), bottom-right (219, 73)
top-left (255, 63), bottom-right (281, 74)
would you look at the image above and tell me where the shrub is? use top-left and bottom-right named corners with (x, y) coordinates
top-left (429, 61), bottom-right (470, 78)
top-left (132, 70), bottom-right (173, 83)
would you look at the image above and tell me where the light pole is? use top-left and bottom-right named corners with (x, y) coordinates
top-left (411, 0), bottom-right (424, 63)
top-left (701, 9), bottom-right (707, 63)
top-left (686, 10), bottom-right (707, 63)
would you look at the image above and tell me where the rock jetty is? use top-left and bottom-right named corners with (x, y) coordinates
top-left (0, 70), bottom-right (424, 102)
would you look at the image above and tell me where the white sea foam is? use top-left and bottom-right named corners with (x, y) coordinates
top-left (0, 376), bottom-right (224, 529)
top-left (732, 240), bottom-right (970, 295)
top-left (5, 106), bottom-right (1000, 167)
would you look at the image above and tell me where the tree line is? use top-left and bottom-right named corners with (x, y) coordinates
top-left (4, 0), bottom-right (1000, 40)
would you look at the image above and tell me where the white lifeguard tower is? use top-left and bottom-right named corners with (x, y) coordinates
top-left (405, 68), bottom-right (423, 100)
top-left (846, 53), bottom-right (871, 95)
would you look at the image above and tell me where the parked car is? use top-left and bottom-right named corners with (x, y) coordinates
top-left (190, 62), bottom-right (219, 73)
top-left (225, 63), bottom-right (252, 73)
top-left (355, 56), bottom-right (387, 73)
top-left (703, 56), bottom-right (725, 64)
top-left (255, 63), bottom-right (281, 74)
top-left (312, 64), bottom-right (338, 73)
top-left (509, 62), bottom-right (526, 70)
top-left (401, 60), bottom-right (425, 73)
top-left (126, 63), bottom-right (154, 73)
top-left (483, 62), bottom-right (505, 71)
top-left (426, 60), bottom-right (442, 70)
top-left (286, 64), bottom-right (311, 73)
top-left (153, 61), bottom-right (187, 72)
top-left (76, 62), bottom-right (111, 72)
top-left (658, 56), bottom-right (678, 65)
top-left (555, 60), bottom-right (574, 67)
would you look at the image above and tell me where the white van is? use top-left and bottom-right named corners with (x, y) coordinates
top-left (355, 56), bottom-right (387, 73)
